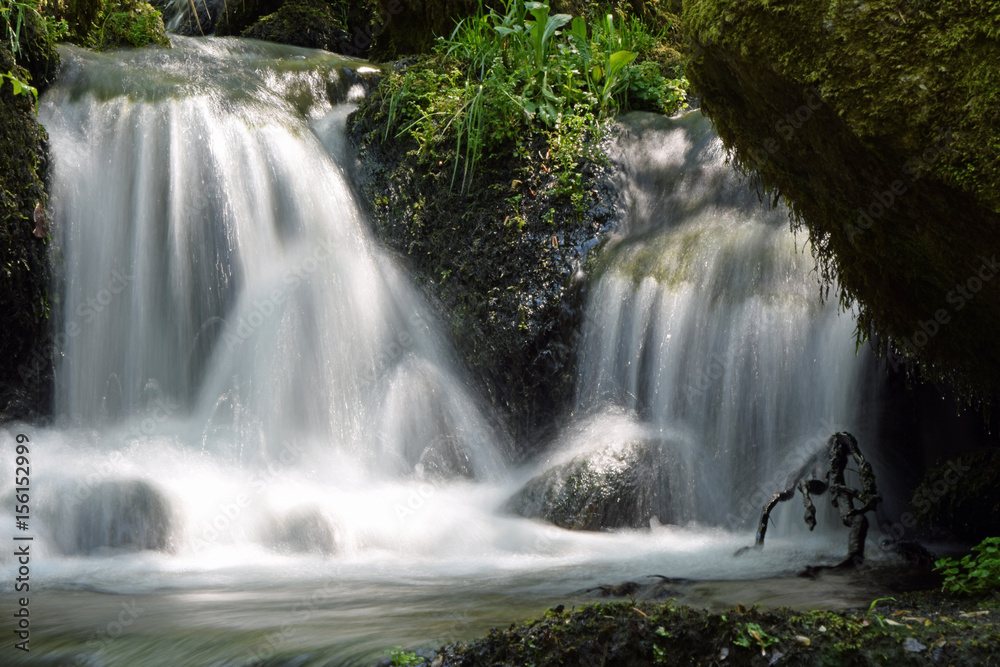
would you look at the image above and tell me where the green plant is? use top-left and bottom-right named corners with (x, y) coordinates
top-left (379, 0), bottom-right (687, 196)
top-left (865, 596), bottom-right (896, 628)
top-left (1, 69), bottom-right (37, 104)
top-left (384, 646), bottom-right (423, 666)
top-left (733, 621), bottom-right (779, 655)
top-left (935, 537), bottom-right (1000, 595)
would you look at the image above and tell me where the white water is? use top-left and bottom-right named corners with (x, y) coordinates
top-left (569, 112), bottom-right (882, 533)
top-left (0, 39), bottom-right (890, 665)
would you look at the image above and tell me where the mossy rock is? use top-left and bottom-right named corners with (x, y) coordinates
top-left (0, 46), bottom-right (53, 420)
top-left (241, 0), bottom-right (351, 52)
top-left (216, 0), bottom-right (378, 55)
top-left (506, 440), bottom-right (676, 530)
top-left (911, 448), bottom-right (1000, 543)
top-left (95, 0), bottom-right (170, 49)
top-left (682, 0), bottom-right (1000, 402)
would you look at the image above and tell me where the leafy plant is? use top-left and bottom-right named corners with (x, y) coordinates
top-left (865, 596), bottom-right (896, 628)
top-left (1, 69), bottom-right (38, 107)
top-left (935, 537), bottom-right (1000, 595)
top-left (384, 646), bottom-right (423, 666)
top-left (379, 1), bottom-right (687, 196)
top-left (734, 621), bottom-right (778, 655)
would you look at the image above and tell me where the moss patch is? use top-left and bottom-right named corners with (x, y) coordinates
top-left (682, 0), bottom-right (1000, 404)
top-left (431, 592), bottom-right (1000, 666)
top-left (241, 0), bottom-right (350, 52)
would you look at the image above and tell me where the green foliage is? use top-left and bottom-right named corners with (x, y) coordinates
top-left (1, 68), bottom-right (36, 107)
top-left (93, 0), bottom-right (168, 49)
top-left (733, 621), bottom-right (779, 654)
top-left (379, 0), bottom-right (688, 195)
top-left (936, 537), bottom-right (1000, 595)
top-left (41, 0), bottom-right (168, 50)
top-left (865, 596), bottom-right (896, 628)
top-left (384, 646), bottom-right (423, 666)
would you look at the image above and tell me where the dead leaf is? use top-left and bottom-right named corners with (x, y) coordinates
top-left (32, 203), bottom-right (46, 238)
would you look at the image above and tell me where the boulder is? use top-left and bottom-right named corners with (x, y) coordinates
top-left (506, 439), bottom-right (678, 531)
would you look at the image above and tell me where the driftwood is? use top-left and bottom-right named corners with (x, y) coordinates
top-left (736, 432), bottom-right (881, 569)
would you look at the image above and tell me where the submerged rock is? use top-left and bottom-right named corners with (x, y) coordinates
top-left (506, 439), bottom-right (678, 531)
top-left (262, 507), bottom-right (337, 554)
top-left (70, 480), bottom-right (173, 554)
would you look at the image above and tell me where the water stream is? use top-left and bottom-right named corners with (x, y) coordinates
top-left (0, 38), bottom-right (894, 665)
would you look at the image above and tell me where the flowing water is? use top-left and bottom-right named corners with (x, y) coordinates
top-left (1, 39), bottom-right (894, 665)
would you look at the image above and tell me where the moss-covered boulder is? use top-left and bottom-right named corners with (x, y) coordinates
top-left (911, 448), bottom-right (1000, 543)
top-left (0, 45), bottom-right (54, 421)
top-left (682, 0), bottom-right (1000, 401)
top-left (241, 0), bottom-right (351, 52)
top-left (215, 0), bottom-right (377, 56)
top-left (506, 440), bottom-right (677, 530)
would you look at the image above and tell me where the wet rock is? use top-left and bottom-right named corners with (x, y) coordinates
top-left (71, 480), bottom-right (173, 554)
top-left (505, 439), bottom-right (678, 531)
top-left (263, 507), bottom-right (337, 554)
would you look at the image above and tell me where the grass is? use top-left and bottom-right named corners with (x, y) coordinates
top-left (374, 0), bottom-right (688, 197)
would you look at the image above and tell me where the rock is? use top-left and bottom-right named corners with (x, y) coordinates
top-left (505, 439), bottom-right (679, 531)
top-left (263, 507), bottom-right (337, 554)
top-left (683, 0), bottom-right (1000, 400)
top-left (902, 638), bottom-right (927, 653)
top-left (70, 480), bottom-right (173, 554)
top-left (241, 0), bottom-right (352, 54)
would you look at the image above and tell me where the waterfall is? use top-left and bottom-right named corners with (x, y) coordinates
top-left (23, 37), bottom-right (506, 562)
top-left (0, 40), bottom-right (889, 616)
top-left (570, 111), bottom-right (881, 532)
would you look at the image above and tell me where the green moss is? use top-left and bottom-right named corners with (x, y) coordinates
top-left (94, 0), bottom-right (169, 49)
top-left (241, 0), bottom-right (349, 51)
top-left (683, 0), bottom-right (1000, 403)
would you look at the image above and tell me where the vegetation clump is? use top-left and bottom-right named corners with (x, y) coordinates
top-left (43, 0), bottom-right (169, 50)
top-left (937, 537), bottom-right (1000, 596)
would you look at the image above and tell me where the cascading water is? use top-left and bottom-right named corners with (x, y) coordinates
top-left (569, 111), bottom-right (882, 533)
top-left (0, 40), bottom-right (893, 666)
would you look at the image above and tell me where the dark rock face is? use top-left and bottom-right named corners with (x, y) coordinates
top-left (683, 1), bottom-right (1000, 401)
top-left (0, 45), bottom-right (54, 422)
top-left (910, 448), bottom-right (1000, 544)
top-left (506, 439), bottom-right (678, 531)
top-left (69, 480), bottom-right (173, 554)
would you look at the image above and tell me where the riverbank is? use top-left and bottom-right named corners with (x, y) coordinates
top-left (401, 587), bottom-right (999, 666)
